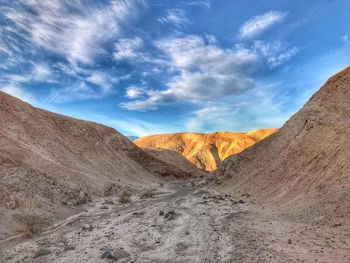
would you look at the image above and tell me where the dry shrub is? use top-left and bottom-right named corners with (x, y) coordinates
top-left (15, 199), bottom-right (51, 237)
top-left (140, 188), bottom-right (156, 199)
top-left (119, 190), bottom-right (132, 204)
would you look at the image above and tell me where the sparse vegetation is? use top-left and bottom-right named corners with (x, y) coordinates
top-left (15, 199), bottom-right (50, 238)
top-left (140, 188), bottom-right (156, 199)
top-left (119, 190), bottom-right (132, 203)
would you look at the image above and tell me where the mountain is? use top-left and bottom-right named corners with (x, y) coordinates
top-left (144, 148), bottom-right (207, 176)
top-left (0, 91), bottom-right (200, 239)
top-left (134, 129), bottom-right (277, 171)
top-left (214, 66), bottom-right (350, 226)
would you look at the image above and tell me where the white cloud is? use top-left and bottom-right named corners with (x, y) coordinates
top-left (94, 116), bottom-right (179, 137)
top-left (253, 41), bottom-right (299, 68)
top-left (47, 81), bottom-right (114, 103)
top-left (32, 64), bottom-right (53, 81)
top-left (341, 34), bottom-right (349, 43)
top-left (121, 35), bottom-right (261, 110)
top-left (239, 11), bottom-right (287, 39)
top-left (185, 86), bottom-right (292, 132)
top-left (0, 63), bottom-right (55, 83)
top-left (182, 1), bottom-right (210, 9)
top-left (114, 37), bottom-right (144, 61)
top-left (49, 63), bottom-right (120, 101)
top-left (0, 84), bottom-right (35, 103)
top-left (120, 98), bottom-right (160, 111)
top-left (86, 72), bottom-right (119, 92)
top-left (158, 9), bottom-right (190, 27)
top-left (121, 35), bottom-right (299, 112)
top-left (3, 0), bottom-right (144, 64)
top-left (125, 86), bottom-right (146, 99)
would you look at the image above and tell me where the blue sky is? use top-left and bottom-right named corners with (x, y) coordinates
top-left (1, 0), bottom-right (350, 136)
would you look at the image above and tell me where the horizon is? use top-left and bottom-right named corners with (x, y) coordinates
top-left (1, 1), bottom-right (350, 137)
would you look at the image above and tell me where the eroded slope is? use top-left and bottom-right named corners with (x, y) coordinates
top-left (215, 66), bottom-right (350, 226)
top-left (135, 129), bottom-right (277, 171)
top-left (0, 92), bottom-right (198, 239)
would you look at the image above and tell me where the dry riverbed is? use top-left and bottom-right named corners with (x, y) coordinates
top-left (0, 179), bottom-right (349, 263)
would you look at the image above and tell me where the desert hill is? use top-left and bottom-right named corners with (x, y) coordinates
top-left (134, 129), bottom-right (277, 171)
top-left (0, 91), bottom-right (200, 239)
top-left (214, 66), bottom-right (350, 226)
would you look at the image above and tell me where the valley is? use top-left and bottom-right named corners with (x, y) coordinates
top-left (1, 179), bottom-right (349, 263)
top-left (0, 68), bottom-right (350, 263)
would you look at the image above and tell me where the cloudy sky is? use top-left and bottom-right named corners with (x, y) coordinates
top-left (1, 0), bottom-right (350, 136)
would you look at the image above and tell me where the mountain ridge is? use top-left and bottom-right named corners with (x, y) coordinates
top-left (135, 129), bottom-right (278, 171)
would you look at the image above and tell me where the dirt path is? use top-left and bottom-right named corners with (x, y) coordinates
top-left (0, 179), bottom-right (349, 263)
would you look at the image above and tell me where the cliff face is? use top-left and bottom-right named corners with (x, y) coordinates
top-left (0, 91), bottom-right (198, 239)
top-left (215, 66), bottom-right (350, 226)
top-left (134, 129), bottom-right (277, 171)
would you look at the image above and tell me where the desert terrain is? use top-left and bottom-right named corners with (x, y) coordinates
top-left (135, 129), bottom-right (277, 171)
top-left (1, 179), bottom-right (349, 263)
top-left (0, 68), bottom-right (350, 262)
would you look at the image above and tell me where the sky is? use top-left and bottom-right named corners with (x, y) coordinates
top-left (1, 0), bottom-right (350, 137)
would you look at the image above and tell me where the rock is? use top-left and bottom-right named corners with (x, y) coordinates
top-left (287, 238), bottom-right (292, 244)
top-left (159, 210), bottom-right (165, 216)
top-left (332, 223), bottom-right (342, 227)
top-left (185, 231), bottom-right (190, 235)
top-left (113, 248), bottom-right (130, 259)
top-left (5, 195), bottom-right (17, 210)
top-left (82, 225), bottom-right (94, 231)
top-left (77, 189), bottom-right (91, 205)
top-left (101, 249), bottom-right (117, 261)
top-left (104, 199), bottom-right (114, 205)
top-left (132, 211), bottom-right (145, 216)
top-left (100, 206), bottom-right (109, 209)
top-left (104, 184), bottom-right (119, 196)
top-left (63, 244), bottom-right (76, 251)
top-left (241, 193), bottom-right (251, 198)
top-left (238, 200), bottom-right (245, 204)
top-left (164, 211), bottom-right (176, 220)
top-left (34, 248), bottom-right (51, 258)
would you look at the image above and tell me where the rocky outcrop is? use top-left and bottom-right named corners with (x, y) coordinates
top-left (134, 129), bottom-right (277, 171)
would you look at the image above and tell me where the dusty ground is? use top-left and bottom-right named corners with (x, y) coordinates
top-left (0, 179), bottom-right (349, 263)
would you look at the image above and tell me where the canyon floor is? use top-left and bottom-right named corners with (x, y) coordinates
top-left (0, 179), bottom-right (349, 263)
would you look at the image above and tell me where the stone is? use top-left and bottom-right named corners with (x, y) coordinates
top-left (113, 248), bottom-right (130, 259)
top-left (164, 211), bottom-right (176, 220)
top-left (34, 248), bottom-right (51, 258)
top-left (5, 195), bottom-right (17, 210)
top-left (101, 249), bottom-right (117, 261)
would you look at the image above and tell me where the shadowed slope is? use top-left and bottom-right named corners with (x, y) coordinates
top-left (215, 66), bottom-right (350, 226)
top-left (0, 92), bottom-right (198, 239)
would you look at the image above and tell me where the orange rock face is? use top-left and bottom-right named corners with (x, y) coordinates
top-left (134, 129), bottom-right (278, 171)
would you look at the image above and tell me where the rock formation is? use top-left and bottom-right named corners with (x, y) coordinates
top-left (135, 129), bottom-right (277, 171)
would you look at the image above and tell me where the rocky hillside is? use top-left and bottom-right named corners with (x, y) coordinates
top-left (0, 92), bottom-right (199, 239)
top-left (135, 129), bottom-right (277, 171)
top-left (215, 66), bottom-right (350, 226)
